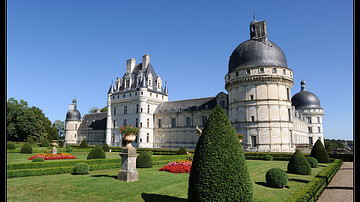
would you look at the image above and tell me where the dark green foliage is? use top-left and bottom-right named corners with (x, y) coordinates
top-left (87, 144), bottom-right (106, 160)
top-left (73, 163), bottom-right (90, 175)
top-left (32, 157), bottom-right (45, 162)
top-left (306, 157), bottom-right (318, 168)
top-left (102, 143), bottom-right (110, 152)
top-left (264, 155), bottom-right (273, 161)
top-left (66, 148), bottom-right (73, 153)
top-left (310, 139), bottom-right (330, 163)
top-left (266, 168), bottom-right (288, 188)
top-left (40, 139), bottom-right (50, 147)
top-left (287, 150), bottom-right (311, 175)
top-left (20, 142), bottom-right (32, 154)
top-left (7, 142), bottom-right (16, 149)
top-left (78, 139), bottom-right (88, 149)
top-left (136, 151), bottom-right (153, 168)
top-left (176, 146), bottom-right (187, 155)
top-left (26, 136), bottom-right (35, 145)
top-left (188, 105), bottom-right (253, 201)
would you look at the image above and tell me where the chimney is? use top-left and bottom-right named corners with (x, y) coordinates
top-left (142, 54), bottom-right (150, 70)
top-left (126, 58), bottom-right (136, 73)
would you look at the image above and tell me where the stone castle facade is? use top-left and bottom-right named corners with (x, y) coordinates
top-left (65, 19), bottom-right (324, 152)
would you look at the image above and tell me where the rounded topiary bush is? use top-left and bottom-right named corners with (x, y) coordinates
top-left (136, 151), bottom-right (153, 168)
top-left (177, 146), bottom-right (187, 155)
top-left (87, 144), bottom-right (106, 160)
top-left (188, 105), bottom-right (253, 201)
top-left (102, 143), bottom-right (110, 152)
top-left (20, 142), bottom-right (32, 154)
top-left (78, 139), bottom-right (88, 149)
top-left (266, 168), bottom-right (288, 188)
top-left (26, 136), bottom-right (35, 145)
top-left (40, 139), bottom-right (50, 147)
top-left (32, 157), bottom-right (45, 162)
top-left (7, 141), bottom-right (16, 150)
top-left (310, 139), bottom-right (330, 163)
top-left (73, 163), bottom-right (90, 175)
top-left (264, 155), bottom-right (273, 161)
top-left (287, 150), bottom-right (312, 175)
top-left (306, 157), bottom-right (318, 168)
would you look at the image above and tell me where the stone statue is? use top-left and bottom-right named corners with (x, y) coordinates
top-left (194, 126), bottom-right (202, 136)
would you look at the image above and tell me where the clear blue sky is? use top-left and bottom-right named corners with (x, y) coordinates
top-left (7, 0), bottom-right (353, 140)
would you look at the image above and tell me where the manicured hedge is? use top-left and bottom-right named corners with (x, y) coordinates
top-left (286, 159), bottom-right (343, 202)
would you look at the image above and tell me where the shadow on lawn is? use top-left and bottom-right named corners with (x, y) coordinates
top-left (141, 193), bottom-right (187, 202)
top-left (91, 174), bottom-right (118, 180)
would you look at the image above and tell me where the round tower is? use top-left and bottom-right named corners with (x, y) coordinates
top-left (291, 80), bottom-right (324, 145)
top-left (225, 19), bottom-right (294, 152)
top-left (64, 98), bottom-right (82, 145)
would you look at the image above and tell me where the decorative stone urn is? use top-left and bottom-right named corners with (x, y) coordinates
top-left (124, 134), bottom-right (136, 148)
top-left (118, 144), bottom-right (138, 182)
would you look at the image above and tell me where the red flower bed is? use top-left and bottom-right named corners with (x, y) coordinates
top-left (28, 153), bottom-right (76, 160)
top-left (158, 160), bottom-right (192, 173)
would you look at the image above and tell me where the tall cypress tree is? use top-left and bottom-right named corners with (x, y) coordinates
top-left (188, 105), bottom-right (253, 201)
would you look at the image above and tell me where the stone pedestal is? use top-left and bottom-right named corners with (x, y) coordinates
top-left (118, 147), bottom-right (138, 182)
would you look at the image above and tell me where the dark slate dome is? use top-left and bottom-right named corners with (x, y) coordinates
top-left (66, 109), bottom-right (81, 121)
top-left (228, 19), bottom-right (288, 73)
top-left (228, 39), bottom-right (288, 73)
top-left (291, 80), bottom-right (321, 109)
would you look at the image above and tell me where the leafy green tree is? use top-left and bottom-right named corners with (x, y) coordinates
top-left (188, 105), bottom-right (253, 201)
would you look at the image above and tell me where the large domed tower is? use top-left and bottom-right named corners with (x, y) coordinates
top-left (291, 80), bottom-right (324, 145)
top-left (64, 98), bottom-right (82, 145)
top-left (225, 19), bottom-right (294, 152)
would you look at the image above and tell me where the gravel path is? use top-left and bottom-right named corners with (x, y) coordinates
top-left (317, 161), bottom-right (354, 202)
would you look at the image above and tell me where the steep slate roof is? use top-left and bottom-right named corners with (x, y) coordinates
top-left (78, 112), bottom-right (107, 130)
top-left (154, 96), bottom-right (217, 113)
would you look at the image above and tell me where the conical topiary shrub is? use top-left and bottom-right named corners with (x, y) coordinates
top-left (310, 139), bottom-right (330, 163)
top-left (20, 142), bottom-right (32, 154)
top-left (102, 143), bottom-right (110, 152)
top-left (287, 150), bottom-right (312, 175)
top-left (87, 144), bottom-right (106, 160)
top-left (78, 139), bottom-right (88, 149)
top-left (176, 146), bottom-right (187, 155)
top-left (188, 105), bottom-right (253, 201)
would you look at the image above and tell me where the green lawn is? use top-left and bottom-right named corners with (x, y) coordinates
top-left (6, 159), bottom-right (327, 202)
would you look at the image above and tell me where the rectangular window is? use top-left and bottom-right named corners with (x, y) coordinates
top-left (147, 118), bottom-right (150, 128)
top-left (158, 119), bottom-right (162, 128)
top-left (112, 133), bottom-right (115, 143)
top-left (147, 133), bottom-right (149, 143)
top-left (272, 68), bottom-right (277, 73)
top-left (113, 120), bottom-right (116, 128)
top-left (124, 106), bottom-right (127, 114)
top-left (287, 88), bottom-right (290, 101)
top-left (136, 104), bottom-right (139, 113)
top-left (123, 119), bottom-right (127, 126)
top-left (260, 67), bottom-right (264, 73)
top-left (251, 136), bottom-right (257, 147)
top-left (186, 117), bottom-right (191, 127)
top-left (171, 118), bottom-right (176, 128)
top-left (308, 117), bottom-right (312, 123)
top-left (136, 118), bottom-right (139, 127)
top-left (148, 105), bottom-right (150, 113)
top-left (308, 127), bottom-right (312, 133)
top-left (317, 117), bottom-right (321, 123)
top-left (202, 116), bottom-right (207, 126)
top-left (250, 95), bottom-right (254, 100)
top-left (251, 116), bottom-right (255, 122)
top-left (246, 69), bottom-right (251, 74)
top-left (288, 109), bottom-right (291, 121)
top-left (318, 127), bottom-right (321, 133)
top-left (114, 107), bottom-right (116, 115)
top-left (309, 137), bottom-right (313, 145)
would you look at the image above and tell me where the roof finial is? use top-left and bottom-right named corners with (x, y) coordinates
top-left (253, 13), bottom-right (256, 22)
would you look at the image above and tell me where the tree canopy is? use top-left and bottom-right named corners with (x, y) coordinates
top-left (6, 97), bottom-right (58, 142)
